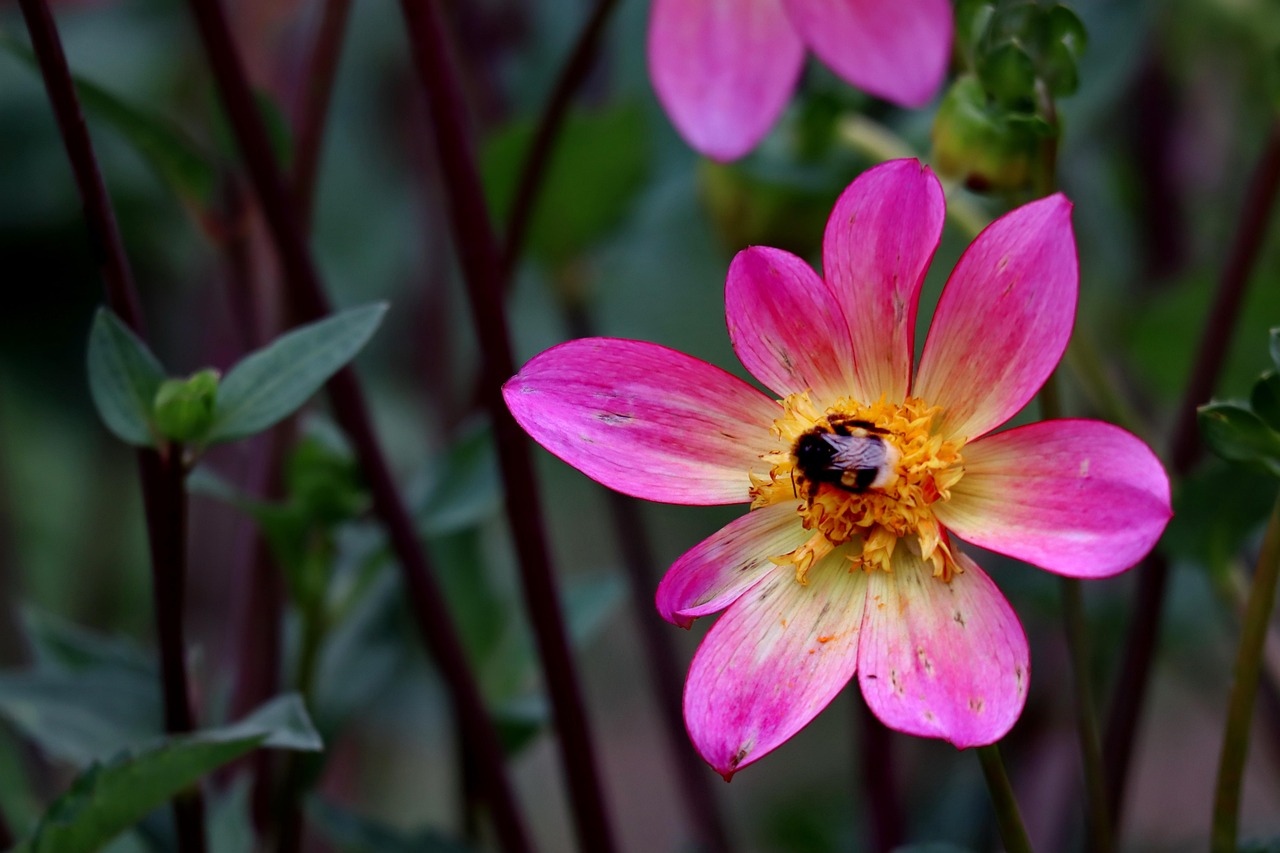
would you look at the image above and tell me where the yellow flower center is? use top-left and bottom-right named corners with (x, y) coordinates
top-left (749, 392), bottom-right (966, 585)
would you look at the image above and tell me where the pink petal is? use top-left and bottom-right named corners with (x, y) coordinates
top-left (783, 0), bottom-right (953, 107)
top-left (914, 194), bottom-right (1078, 441)
top-left (504, 338), bottom-right (781, 505)
top-left (684, 554), bottom-right (869, 778)
top-left (821, 159), bottom-right (945, 404)
top-left (648, 0), bottom-right (805, 161)
top-left (935, 419), bottom-right (1172, 578)
top-left (725, 246), bottom-right (855, 402)
top-left (858, 550), bottom-right (1029, 748)
top-left (657, 501), bottom-right (809, 628)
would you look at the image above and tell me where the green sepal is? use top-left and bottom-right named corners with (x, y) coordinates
top-left (1252, 372), bottom-right (1280, 432)
top-left (1199, 402), bottom-right (1280, 476)
top-left (204, 303), bottom-right (387, 445)
top-left (931, 76), bottom-right (1046, 192)
top-left (977, 41), bottom-right (1038, 110)
top-left (86, 309), bottom-right (167, 447)
top-left (152, 369), bottom-right (220, 444)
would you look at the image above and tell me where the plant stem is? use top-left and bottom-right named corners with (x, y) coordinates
top-left (976, 744), bottom-right (1035, 853)
top-left (499, 0), bottom-right (618, 285)
top-left (857, 702), bottom-right (904, 853)
top-left (181, 3), bottom-right (533, 850)
top-left (291, 0), bottom-right (351, 231)
top-left (16, 2), bottom-right (205, 848)
top-left (1104, 114), bottom-right (1280, 825)
top-left (395, 4), bottom-right (618, 850)
top-left (1210, 492), bottom-right (1280, 853)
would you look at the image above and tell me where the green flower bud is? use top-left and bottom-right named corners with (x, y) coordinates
top-left (931, 76), bottom-right (1048, 193)
top-left (152, 369), bottom-right (220, 444)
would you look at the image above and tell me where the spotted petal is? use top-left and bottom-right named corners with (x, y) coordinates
top-left (914, 194), bottom-right (1077, 442)
top-left (684, 554), bottom-right (869, 778)
top-left (504, 338), bottom-right (780, 505)
top-left (783, 0), bottom-right (953, 107)
top-left (858, 550), bottom-right (1028, 748)
top-left (657, 501), bottom-right (809, 628)
top-left (648, 0), bottom-right (805, 161)
top-left (726, 246), bottom-right (855, 403)
top-left (935, 419), bottom-right (1172, 578)
top-left (822, 160), bottom-right (946, 404)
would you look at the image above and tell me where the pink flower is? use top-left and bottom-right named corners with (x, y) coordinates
top-left (648, 0), bottom-right (954, 161)
top-left (504, 159), bottom-right (1172, 778)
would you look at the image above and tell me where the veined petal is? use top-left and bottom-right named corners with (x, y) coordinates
top-left (504, 338), bottom-right (780, 505)
top-left (657, 501), bottom-right (809, 628)
top-left (648, 0), bottom-right (805, 161)
top-left (821, 160), bottom-right (945, 404)
top-left (726, 246), bottom-right (855, 403)
top-left (914, 194), bottom-right (1078, 442)
top-left (936, 420), bottom-right (1172, 578)
top-left (684, 553), bottom-right (869, 778)
top-left (783, 0), bottom-right (953, 107)
top-left (858, 550), bottom-right (1028, 748)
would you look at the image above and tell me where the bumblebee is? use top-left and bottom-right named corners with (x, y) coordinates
top-left (793, 418), bottom-right (900, 493)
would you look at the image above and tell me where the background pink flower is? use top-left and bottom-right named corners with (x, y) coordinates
top-left (505, 159), bottom-right (1172, 777)
top-left (647, 0), bottom-right (954, 161)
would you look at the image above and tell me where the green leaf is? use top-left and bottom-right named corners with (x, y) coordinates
top-left (204, 303), bottom-right (388, 444)
top-left (482, 104), bottom-right (649, 268)
top-left (1164, 461), bottom-right (1280, 580)
top-left (1045, 5), bottom-right (1088, 58)
top-left (309, 799), bottom-right (473, 853)
top-left (1271, 327), bottom-right (1280, 371)
top-left (1199, 402), bottom-right (1280, 475)
top-left (1253, 372), bottom-right (1280, 431)
top-left (20, 608), bottom-right (153, 677)
top-left (86, 308), bottom-right (166, 447)
top-left (19, 696), bottom-right (321, 853)
top-left (417, 422), bottom-right (500, 535)
top-left (0, 35), bottom-right (217, 206)
top-left (977, 40), bottom-right (1039, 109)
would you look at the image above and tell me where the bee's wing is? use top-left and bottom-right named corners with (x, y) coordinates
top-left (821, 433), bottom-right (887, 471)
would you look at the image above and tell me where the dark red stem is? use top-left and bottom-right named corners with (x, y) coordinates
top-left (1104, 116), bottom-right (1280, 825)
top-left (291, 0), bottom-right (352, 231)
top-left (180, 2), bottom-right (533, 851)
top-left (859, 702), bottom-right (905, 853)
top-left (16, 2), bottom-right (205, 849)
top-left (395, 3), bottom-right (617, 851)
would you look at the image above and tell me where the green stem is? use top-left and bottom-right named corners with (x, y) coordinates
top-left (976, 744), bottom-right (1035, 853)
top-left (1211, 491), bottom-right (1280, 853)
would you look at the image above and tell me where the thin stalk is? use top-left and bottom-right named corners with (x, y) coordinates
top-left (181, 3), bottom-right (533, 850)
top-left (857, 702), bottom-right (904, 853)
top-left (1104, 115), bottom-right (1280, 824)
top-left (499, 0), bottom-right (618, 284)
top-left (1210, 492), bottom-right (1280, 853)
top-left (395, 4), bottom-right (617, 851)
top-left (16, 2), bottom-right (205, 848)
top-left (291, 0), bottom-right (352, 231)
top-left (976, 744), bottom-right (1035, 853)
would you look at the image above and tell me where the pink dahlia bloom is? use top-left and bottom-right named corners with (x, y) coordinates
top-left (504, 159), bottom-right (1172, 778)
top-left (648, 0), bottom-right (954, 161)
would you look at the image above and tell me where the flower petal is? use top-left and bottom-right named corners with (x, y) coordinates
top-left (647, 0), bottom-right (805, 161)
top-left (858, 550), bottom-right (1029, 748)
top-left (914, 194), bottom-right (1078, 441)
top-left (657, 501), bottom-right (809, 628)
top-left (684, 553), bottom-right (869, 778)
top-left (783, 0), bottom-right (953, 107)
top-left (504, 338), bottom-right (780, 505)
top-left (935, 419), bottom-right (1172, 578)
top-left (822, 159), bottom-right (945, 404)
top-left (726, 246), bottom-right (855, 402)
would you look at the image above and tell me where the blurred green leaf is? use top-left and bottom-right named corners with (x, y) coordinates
top-left (955, 0), bottom-right (996, 67)
top-left (483, 104), bottom-right (649, 268)
top-left (1046, 5), bottom-right (1088, 58)
top-left (1199, 402), bottom-right (1280, 474)
top-left (1253, 372), bottom-right (1280, 431)
top-left (1162, 461), bottom-right (1276, 578)
top-left (0, 35), bottom-right (218, 206)
top-left (86, 308), bottom-right (166, 447)
top-left (16, 696), bottom-right (320, 853)
top-left (1271, 327), bottom-right (1280, 371)
top-left (205, 302), bottom-right (387, 444)
top-left (491, 693), bottom-right (548, 756)
top-left (309, 799), bottom-right (472, 853)
top-left (978, 41), bottom-right (1038, 109)
top-left (417, 422), bottom-right (500, 536)
top-left (207, 778), bottom-right (255, 853)
top-left (932, 76), bottom-right (1043, 192)
top-left (20, 609), bottom-right (153, 677)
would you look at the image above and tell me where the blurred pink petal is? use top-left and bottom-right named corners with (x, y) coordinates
top-left (783, 0), bottom-right (953, 107)
top-left (657, 501), bottom-right (809, 628)
top-left (936, 420), bottom-right (1173, 578)
top-left (858, 550), bottom-right (1029, 748)
top-left (822, 159), bottom-right (945, 403)
top-left (503, 338), bottom-right (779, 505)
top-left (647, 0), bottom-right (805, 161)
top-left (914, 194), bottom-right (1078, 442)
top-left (726, 246), bottom-right (854, 403)
top-left (684, 553), bottom-right (869, 778)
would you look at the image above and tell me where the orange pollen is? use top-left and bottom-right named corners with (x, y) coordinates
top-left (749, 392), bottom-right (966, 583)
